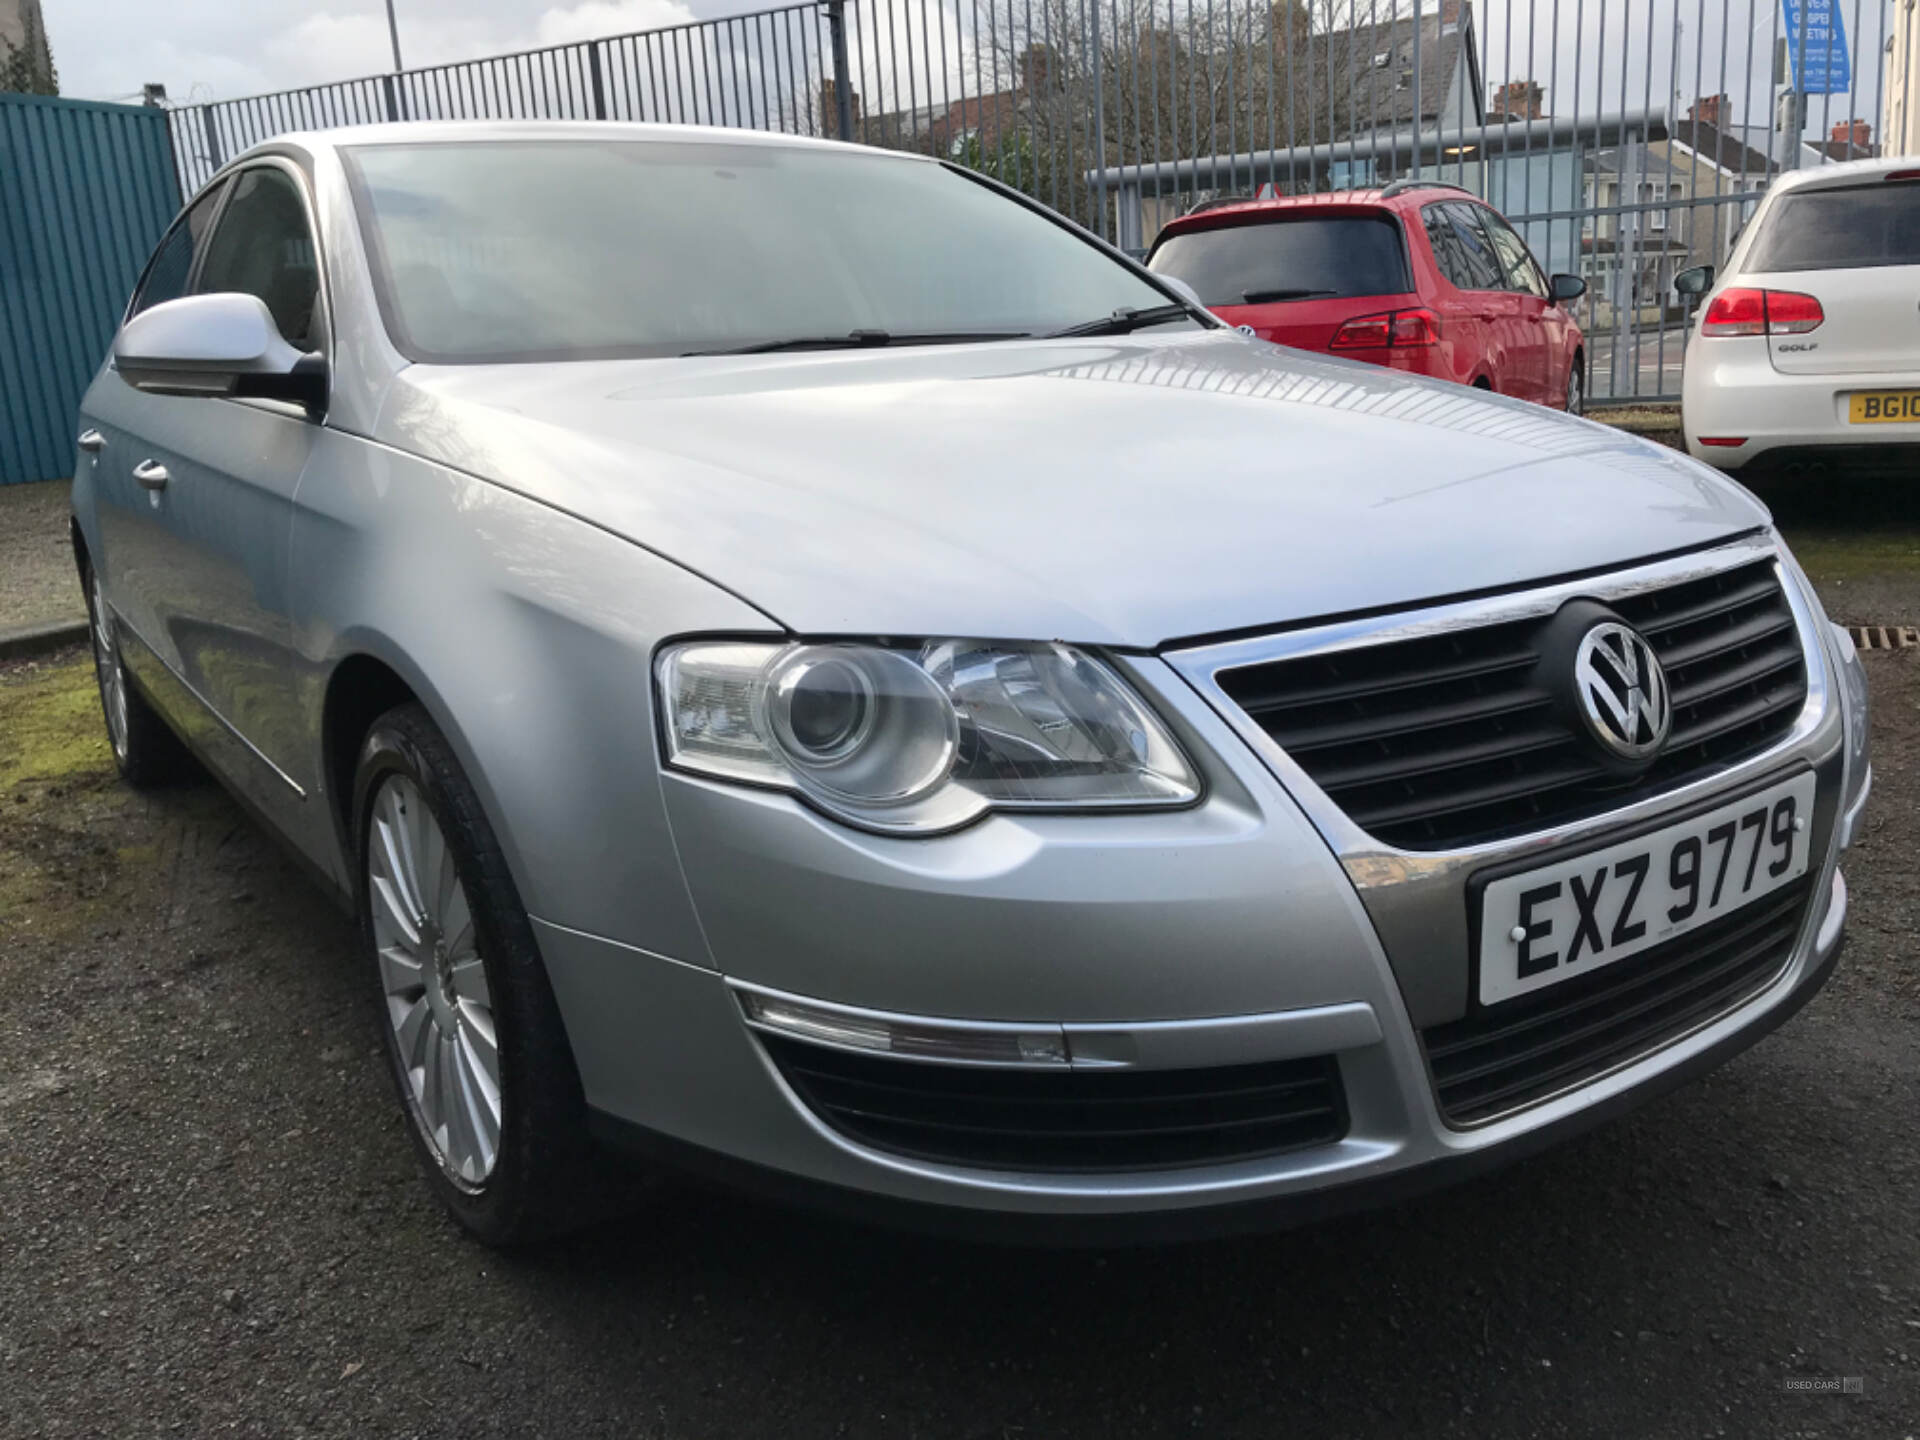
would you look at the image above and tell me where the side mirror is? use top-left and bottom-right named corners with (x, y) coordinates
top-left (1157, 274), bottom-right (1206, 311)
top-left (1549, 273), bottom-right (1587, 303)
top-left (1674, 265), bottom-right (1715, 298)
top-left (114, 293), bottom-right (326, 415)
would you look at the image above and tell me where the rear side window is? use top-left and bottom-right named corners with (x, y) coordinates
top-left (1747, 183), bottom-right (1920, 272)
top-left (1147, 215), bottom-right (1411, 306)
top-left (130, 182), bottom-right (226, 317)
top-left (1423, 202), bottom-right (1504, 291)
top-left (196, 167), bottom-right (322, 348)
top-left (1478, 209), bottom-right (1550, 298)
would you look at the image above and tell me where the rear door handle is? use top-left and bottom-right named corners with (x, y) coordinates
top-left (132, 459), bottom-right (170, 491)
top-left (77, 429), bottom-right (105, 454)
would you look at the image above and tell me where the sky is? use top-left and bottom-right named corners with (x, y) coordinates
top-left (44, 0), bottom-right (1894, 144)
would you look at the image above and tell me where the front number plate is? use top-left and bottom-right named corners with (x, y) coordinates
top-left (1477, 772), bottom-right (1817, 1007)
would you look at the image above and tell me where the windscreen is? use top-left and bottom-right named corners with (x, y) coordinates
top-left (1746, 182), bottom-right (1920, 272)
top-left (342, 139), bottom-right (1178, 362)
top-left (1147, 215), bottom-right (1411, 306)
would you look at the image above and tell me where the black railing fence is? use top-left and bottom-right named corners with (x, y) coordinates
top-left (165, 0), bottom-right (1904, 402)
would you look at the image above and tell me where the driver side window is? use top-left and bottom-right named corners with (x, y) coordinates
top-left (194, 166), bottom-right (322, 351)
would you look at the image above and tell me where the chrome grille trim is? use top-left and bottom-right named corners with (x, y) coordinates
top-left (1165, 536), bottom-right (1831, 881)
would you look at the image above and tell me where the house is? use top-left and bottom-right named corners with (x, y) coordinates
top-left (1580, 96), bottom-right (1774, 323)
top-left (1886, 1), bottom-right (1920, 157)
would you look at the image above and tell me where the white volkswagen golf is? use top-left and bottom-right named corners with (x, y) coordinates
top-left (1679, 157), bottom-right (1920, 475)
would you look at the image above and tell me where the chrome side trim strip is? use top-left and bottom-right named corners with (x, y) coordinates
top-left (729, 978), bottom-right (1383, 1072)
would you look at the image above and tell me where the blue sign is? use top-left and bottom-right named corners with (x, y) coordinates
top-left (1781, 0), bottom-right (1852, 95)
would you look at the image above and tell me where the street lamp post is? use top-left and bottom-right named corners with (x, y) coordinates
top-left (385, 0), bottom-right (405, 72)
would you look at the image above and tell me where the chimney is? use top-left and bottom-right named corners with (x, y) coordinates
top-left (1490, 80), bottom-right (1543, 120)
top-left (1687, 94), bottom-right (1726, 128)
top-left (1439, 0), bottom-right (1462, 24)
top-left (819, 78), bottom-right (861, 125)
top-left (1831, 117), bottom-right (1872, 148)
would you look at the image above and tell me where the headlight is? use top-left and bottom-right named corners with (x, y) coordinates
top-left (657, 639), bottom-right (1201, 833)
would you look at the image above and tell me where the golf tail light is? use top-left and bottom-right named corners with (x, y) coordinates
top-left (1763, 289), bottom-right (1824, 335)
top-left (1701, 287), bottom-right (1767, 336)
top-left (1702, 287), bottom-right (1823, 337)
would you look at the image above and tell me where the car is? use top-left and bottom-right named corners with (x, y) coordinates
top-left (1677, 157), bottom-right (1920, 476)
top-left (1144, 181), bottom-right (1589, 412)
top-left (72, 121), bottom-right (1867, 1246)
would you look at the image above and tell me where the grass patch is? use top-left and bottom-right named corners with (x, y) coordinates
top-left (0, 654), bottom-right (112, 793)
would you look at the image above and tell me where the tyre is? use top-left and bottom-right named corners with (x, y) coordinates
top-left (1565, 357), bottom-right (1585, 416)
top-left (84, 564), bottom-right (190, 787)
top-left (353, 703), bottom-right (602, 1244)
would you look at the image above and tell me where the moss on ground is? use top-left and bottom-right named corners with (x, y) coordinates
top-left (0, 654), bottom-right (113, 792)
top-left (0, 653), bottom-right (128, 935)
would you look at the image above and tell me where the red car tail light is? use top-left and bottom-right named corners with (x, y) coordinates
top-left (1330, 308), bottom-right (1439, 349)
top-left (1701, 287), bottom-right (1823, 337)
top-left (1701, 288), bottom-right (1767, 336)
top-left (1763, 290), bottom-right (1824, 334)
top-left (1389, 308), bottom-right (1440, 346)
top-left (1329, 312), bottom-right (1393, 349)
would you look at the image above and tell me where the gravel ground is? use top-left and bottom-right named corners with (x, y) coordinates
top-left (3, 452), bottom-right (1918, 1437)
top-left (1, 615), bottom-right (1916, 1437)
top-left (0, 480), bottom-right (80, 633)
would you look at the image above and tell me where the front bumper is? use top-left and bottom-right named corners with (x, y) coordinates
top-left (536, 538), bottom-right (1861, 1233)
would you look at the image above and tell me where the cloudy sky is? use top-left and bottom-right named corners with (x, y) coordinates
top-left (45, 0), bottom-right (1893, 142)
top-left (46, 0), bottom-right (712, 104)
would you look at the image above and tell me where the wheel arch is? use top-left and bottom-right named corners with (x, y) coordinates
top-left (321, 650), bottom-right (421, 860)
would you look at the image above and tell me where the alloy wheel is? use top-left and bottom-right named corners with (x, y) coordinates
top-left (89, 571), bottom-right (129, 763)
top-left (1567, 365), bottom-right (1584, 417)
top-left (368, 773), bottom-right (502, 1187)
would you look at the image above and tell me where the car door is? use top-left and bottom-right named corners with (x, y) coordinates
top-left (102, 159), bottom-right (329, 821)
top-left (82, 179), bottom-right (228, 660)
top-left (1420, 201), bottom-right (1506, 389)
top-left (1475, 206), bottom-right (1554, 403)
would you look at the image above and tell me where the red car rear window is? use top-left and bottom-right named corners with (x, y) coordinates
top-left (1148, 215), bottom-right (1411, 307)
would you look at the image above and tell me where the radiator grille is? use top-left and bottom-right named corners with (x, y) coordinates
top-left (1424, 876), bottom-right (1813, 1124)
top-left (1218, 559), bottom-right (1807, 850)
top-left (763, 1035), bottom-right (1348, 1172)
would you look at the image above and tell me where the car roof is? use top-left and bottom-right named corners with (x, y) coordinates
top-left (1154, 183), bottom-right (1483, 237)
top-left (233, 119), bottom-right (900, 167)
top-left (1765, 154), bottom-right (1920, 196)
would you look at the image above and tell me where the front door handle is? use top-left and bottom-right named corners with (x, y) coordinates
top-left (132, 459), bottom-right (170, 491)
top-left (77, 429), bottom-right (106, 454)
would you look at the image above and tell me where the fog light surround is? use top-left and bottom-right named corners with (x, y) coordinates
top-left (737, 986), bottom-right (1070, 1067)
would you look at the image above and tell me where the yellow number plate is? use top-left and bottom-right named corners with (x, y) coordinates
top-left (1848, 390), bottom-right (1920, 424)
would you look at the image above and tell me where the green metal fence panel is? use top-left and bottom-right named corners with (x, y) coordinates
top-left (0, 93), bottom-right (180, 486)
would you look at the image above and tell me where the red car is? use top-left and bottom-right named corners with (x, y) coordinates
top-left (1146, 181), bottom-right (1589, 413)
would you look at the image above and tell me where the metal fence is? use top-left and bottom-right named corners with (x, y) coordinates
top-left (164, 0), bottom-right (1904, 404)
top-left (1, 93), bottom-right (180, 484)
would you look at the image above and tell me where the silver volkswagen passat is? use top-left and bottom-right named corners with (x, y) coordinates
top-left (72, 122), bottom-right (1870, 1245)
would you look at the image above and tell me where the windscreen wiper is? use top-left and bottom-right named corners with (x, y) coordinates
top-left (1240, 288), bottom-right (1338, 303)
top-left (1040, 303), bottom-right (1198, 339)
top-left (685, 329), bottom-right (1028, 356)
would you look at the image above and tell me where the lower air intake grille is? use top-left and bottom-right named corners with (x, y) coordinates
top-left (1423, 876), bottom-right (1814, 1124)
top-left (1218, 558), bottom-right (1808, 850)
top-left (762, 1035), bottom-right (1348, 1172)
